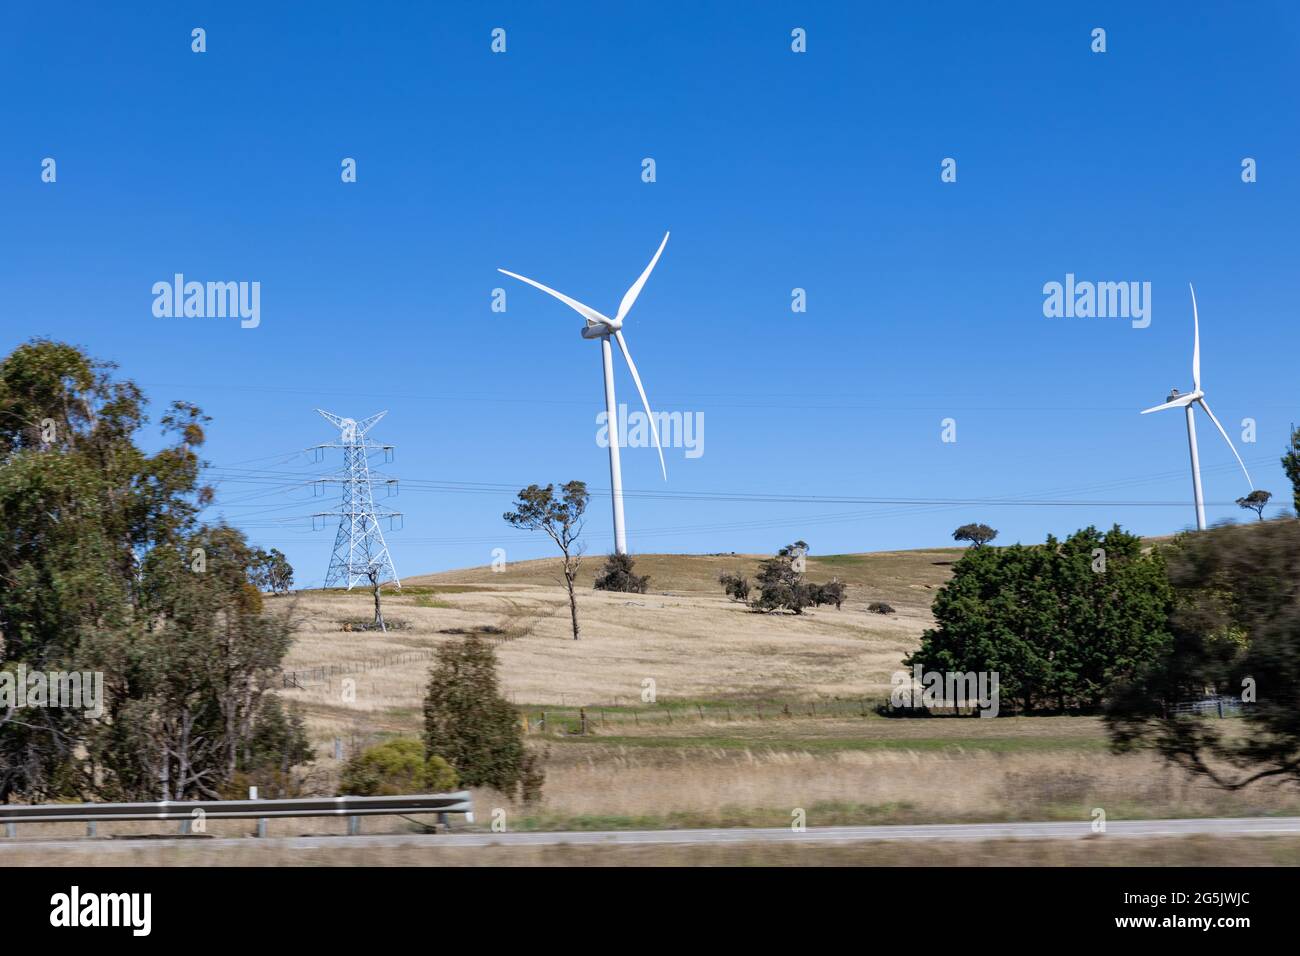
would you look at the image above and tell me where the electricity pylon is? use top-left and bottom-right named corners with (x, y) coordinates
top-left (312, 409), bottom-right (401, 590)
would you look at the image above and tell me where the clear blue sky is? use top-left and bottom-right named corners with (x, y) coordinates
top-left (3, 2), bottom-right (1297, 585)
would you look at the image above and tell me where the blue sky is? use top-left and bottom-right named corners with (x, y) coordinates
top-left (3, 2), bottom-right (1298, 584)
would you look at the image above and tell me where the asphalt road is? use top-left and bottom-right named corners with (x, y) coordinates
top-left (4, 816), bottom-right (1299, 852)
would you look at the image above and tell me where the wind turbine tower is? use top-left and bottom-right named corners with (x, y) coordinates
top-left (312, 409), bottom-right (402, 589)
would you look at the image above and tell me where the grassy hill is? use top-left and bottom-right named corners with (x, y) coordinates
top-left (264, 544), bottom-right (1300, 840)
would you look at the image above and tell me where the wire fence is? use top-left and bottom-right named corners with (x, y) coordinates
top-left (1168, 695), bottom-right (1250, 718)
top-left (281, 649), bottom-right (439, 689)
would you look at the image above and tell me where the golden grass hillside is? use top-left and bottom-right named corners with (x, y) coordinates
top-left (267, 547), bottom-right (1300, 836)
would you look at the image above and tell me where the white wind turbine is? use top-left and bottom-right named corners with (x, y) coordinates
top-left (499, 232), bottom-right (670, 554)
top-left (1141, 284), bottom-right (1253, 530)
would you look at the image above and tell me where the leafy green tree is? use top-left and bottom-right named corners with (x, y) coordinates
top-left (750, 547), bottom-right (812, 613)
top-left (251, 547), bottom-right (294, 595)
top-left (1283, 426), bottom-right (1300, 516)
top-left (907, 526), bottom-right (1173, 713)
top-left (953, 523), bottom-right (998, 548)
top-left (422, 635), bottom-right (541, 800)
top-left (339, 738), bottom-right (459, 796)
top-left (1236, 490), bottom-right (1272, 521)
top-left (503, 482), bottom-right (587, 639)
top-left (593, 552), bottom-right (649, 593)
top-left (0, 340), bottom-right (309, 802)
top-left (1107, 520), bottom-right (1300, 789)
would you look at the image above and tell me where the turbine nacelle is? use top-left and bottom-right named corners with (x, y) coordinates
top-left (581, 321), bottom-right (619, 339)
top-left (1141, 388), bottom-right (1202, 414)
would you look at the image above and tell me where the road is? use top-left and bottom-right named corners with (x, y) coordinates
top-left (4, 816), bottom-right (1299, 852)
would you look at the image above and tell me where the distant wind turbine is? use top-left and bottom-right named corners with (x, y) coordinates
top-left (1140, 284), bottom-right (1253, 530)
top-left (499, 232), bottom-right (670, 554)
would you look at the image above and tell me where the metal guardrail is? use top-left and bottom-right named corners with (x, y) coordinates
top-left (0, 792), bottom-right (473, 837)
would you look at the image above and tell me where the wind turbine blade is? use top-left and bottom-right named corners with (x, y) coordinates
top-left (1189, 283), bottom-right (1201, 392)
top-left (497, 269), bottom-right (613, 328)
top-left (613, 330), bottom-right (667, 480)
top-left (615, 232), bottom-right (670, 324)
top-left (1140, 397), bottom-right (1193, 414)
top-left (1196, 398), bottom-right (1253, 489)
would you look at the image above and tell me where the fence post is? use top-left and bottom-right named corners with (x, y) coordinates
top-left (86, 821), bottom-right (96, 837)
top-left (4, 822), bottom-right (14, 839)
top-left (348, 815), bottom-right (361, 836)
top-left (251, 786), bottom-right (266, 838)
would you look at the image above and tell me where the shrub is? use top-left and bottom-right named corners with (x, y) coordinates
top-left (718, 571), bottom-right (750, 602)
top-left (868, 602), bottom-right (896, 615)
top-left (593, 552), bottom-right (650, 593)
top-left (519, 747), bottom-right (547, 804)
top-left (338, 738), bottom-right (460, 796)
top-left (811, 579), bottom-right (846, 609)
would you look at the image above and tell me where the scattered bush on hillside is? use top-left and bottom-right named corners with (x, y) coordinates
top-left (339, 738), bottom-right (459, 796)
top-left (953, 523), bottom-right (998, 548)
top-left (593, 552), bottom-right (649, 593)
top-left (718, 571), bottom-right (750, 602)
top-left (810, 579), bottom-right (846, 609)
top-left (868, 602), bottom-right (896, 615)
top-left (747, 542), bottom-right (847, 614)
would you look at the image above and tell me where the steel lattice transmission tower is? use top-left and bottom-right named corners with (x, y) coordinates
top-left (312, 409), bottom-right (402, 590)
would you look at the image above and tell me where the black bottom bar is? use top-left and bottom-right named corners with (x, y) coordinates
top-left (9, 865), bottom-right (1285, 940)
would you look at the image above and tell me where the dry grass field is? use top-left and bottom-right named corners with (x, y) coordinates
top-left (9, 548), bottom-right (1298, 863)
top-left (253, 548), bottom-right (1300, 842)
